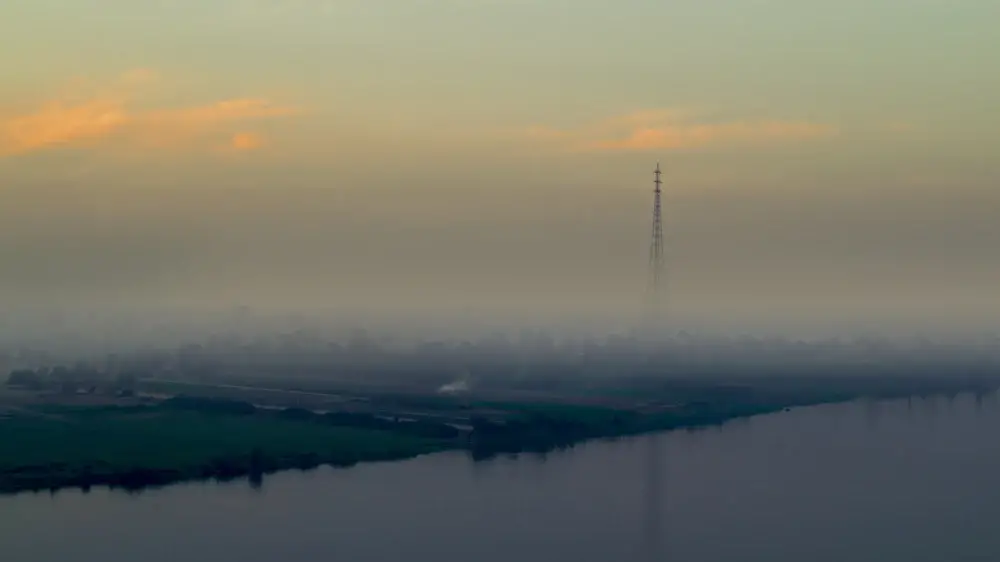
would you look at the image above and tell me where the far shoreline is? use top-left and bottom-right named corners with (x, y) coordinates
top-left (3, 379), bottom-right (996, 498)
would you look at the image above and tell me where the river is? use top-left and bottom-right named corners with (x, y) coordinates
top-left (3, 392), bottom-right (999, 562)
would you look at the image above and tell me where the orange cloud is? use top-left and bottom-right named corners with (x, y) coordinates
top-left (2, 98), bottom-right (130, 154)
top-left (134, 99), bottom-right (298, 148)
top-left (145, 98), bottom-right (298, 127)
top-left (587, 120), bottom-right (837, 151)
top-left (230, 132), bottom-right (266, 151)
top-left (0, 71), bottom-right (299, 157)
top-left (523, 109), bottom-right (837, 152)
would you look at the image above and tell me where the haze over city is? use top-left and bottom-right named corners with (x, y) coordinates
top-left (2, 0), bottom-right (998, 336)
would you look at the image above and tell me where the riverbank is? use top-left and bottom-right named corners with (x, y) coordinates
top-left (0, 400), bottom-right (454, 495)
top-left (2, 375), bottom-right (998, 496)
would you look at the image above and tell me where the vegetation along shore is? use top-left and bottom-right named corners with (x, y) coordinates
top-left (3, 369), bottom-right (997, 496)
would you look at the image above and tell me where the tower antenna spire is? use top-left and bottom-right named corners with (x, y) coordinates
top-left (646, 162), bottom-right (666, 332)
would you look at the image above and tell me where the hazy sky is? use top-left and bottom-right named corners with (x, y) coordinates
top-left (1, 1), bottom-right (998, 332)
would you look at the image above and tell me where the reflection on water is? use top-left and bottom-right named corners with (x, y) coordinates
top-left (642, 435), bottom-right (664, 562)
top-left (2, 392), bottom-right (1000, 562)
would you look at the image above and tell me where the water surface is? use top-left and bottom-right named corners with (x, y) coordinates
top-left (3, 393), bottom-right (998, 562)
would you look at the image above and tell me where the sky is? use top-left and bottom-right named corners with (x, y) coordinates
top-left (1, 0), bottom-right (998, 333)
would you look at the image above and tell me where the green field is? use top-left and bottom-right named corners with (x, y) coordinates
top-left (0, 405), bottom-right (452, 494)
top-left (4, 371), bottom-right (996, 495)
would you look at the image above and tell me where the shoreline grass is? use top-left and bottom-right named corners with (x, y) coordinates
top-left (0, 404), bottom-right (454, 495)
top-left (3, 377), bottom-right (997, 496)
